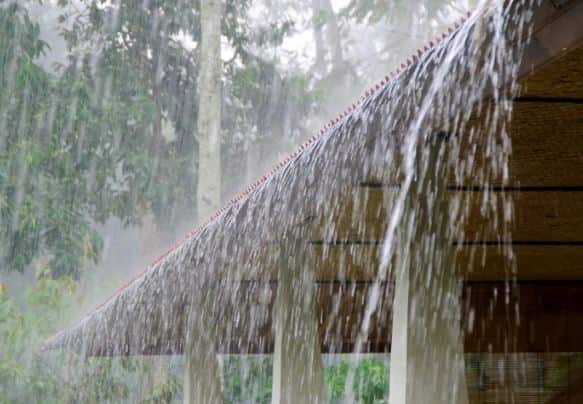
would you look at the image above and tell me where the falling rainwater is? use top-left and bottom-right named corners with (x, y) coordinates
top-left (3, 0), bottom-right (574, 402)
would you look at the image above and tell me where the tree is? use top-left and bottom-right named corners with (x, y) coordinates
top-left (196, 0), bottom-right (222, 220)
top-left (311, 0), bottom-right (343, 73)
top-left (54, 0), bottom-right (311, 239)
top-left (56, 0), bottom-right (204, 241)
top-left (183, 1), bottom-right (224, 402)
top-left (0, 3), bottom-right (104, 278)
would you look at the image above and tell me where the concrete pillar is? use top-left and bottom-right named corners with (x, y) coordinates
top-left (183, 303), bottom-right (223, 404)
top-left (388, 136), bottom-right (468, 404)
top-left (271, 239), bottom-right (327, 404)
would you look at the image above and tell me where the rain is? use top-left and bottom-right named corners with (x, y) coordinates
top-left (1, 0), bottom-right (583, 403)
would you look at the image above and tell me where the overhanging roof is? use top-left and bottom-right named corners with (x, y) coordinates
top-left (45, 0), bottom-right (583, 356)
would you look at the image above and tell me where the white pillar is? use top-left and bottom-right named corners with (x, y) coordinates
top-left (388, 136), bottom-right (468, 404)
top-left (184, 303), bottom-right (223, 404)
top-left (271, 240), bottom-right (327, 404)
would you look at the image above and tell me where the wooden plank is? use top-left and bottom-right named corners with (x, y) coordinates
top-left (520, 31), bottom-right (583, 98)
top-left (315, 186), bottom-right (583, 243)
top-left (512, 283), bottom-right (569, 352)
top-left (461, 189), bottom-right (583, 241)
top-left (459, 245), bottom-right (583, 280)
top-left (463, 282), bottom-right (583, 353)
top-left (529, 0), bottom-right (582, 34)
top-left (519, 0), bottom-right (583, 81)
top-left (568, 286), bottom-right (583, 352)
top-left (309, 241), bottom-right (583, 281)
top-left (505, 102), bottom-right (583, 186)
top-left (310, 185), bottom-right (583, 281)
top-left (454, 101), bottom-right (583, 187)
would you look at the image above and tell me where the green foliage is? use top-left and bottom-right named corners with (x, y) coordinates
top-left (142, 372), bottom-right (181, 404)
top-left (221, 355), bottom-right (393, 404)
top-left (222, 355), bottom-right (272, 404)
top-left (0, 3), bottom-right (104, 277)
top-left (353, 358), bottom-right (389, 404)
top-left (0, 267), bottom-right (73, 401)
top-left (325, 358), bottom-right (350, 402)
top-left (0, 0), bottom-right (317, 278)
top-left (0, 270), bottom-right (182, 403)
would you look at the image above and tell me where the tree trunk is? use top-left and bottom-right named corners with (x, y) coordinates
top-left (321, 0), bottom-right (343, 70)
top-left (311, 0), bottom-right (343, 73)
top-left (196, 0), bottom-right (222, 220)
top-left (184, 1), bottom-right (224, 403)
top-left (311, 0), bottom-right (326, 74)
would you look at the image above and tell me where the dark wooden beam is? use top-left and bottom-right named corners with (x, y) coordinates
top-left (513, 96), bottom-right (583, 103)
top-left (217, 281), bottom-right (583, 354)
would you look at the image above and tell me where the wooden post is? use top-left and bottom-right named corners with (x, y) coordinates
top-left (388, 135), bottom-right (468, 404)
top-left (271, 239), bottom-right (327, 404)
top-left (183, 303), bottom-right (223, 404)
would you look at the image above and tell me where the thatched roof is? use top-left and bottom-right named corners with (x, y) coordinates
top-left (44, 0), bottom-right (583, 356)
